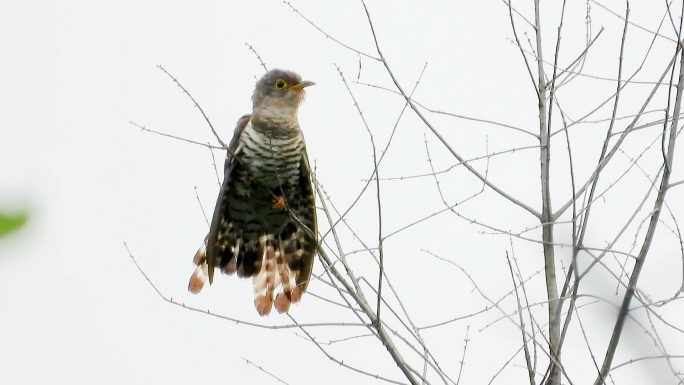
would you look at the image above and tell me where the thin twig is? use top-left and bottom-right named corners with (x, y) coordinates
top-left (156, 65), bottom-right (227, 149)
top-left (283, 1), bottom-right (380, 61)
top-left (553, 46), bottom-right (680, 220)
top-left (593, 34), bottom-right (684, 385)
top-left (245, 43), bottom-right (268, 71)
top-left (242, 358), bottom-right (291, 385)
top-left (506, 251), bottom-right (536, 385)
top-left (507, 0), bottom-right (540, 98)
top-left (312, 178), bottom-right (421, 385)
top-left (316, 182), bottom-right (451, 385)
top-left (359, 0), bottom-right (542, 219)
top-left (355, 80), bottom-right (538, 138)
top-left (128, 121), bottom-right (223, 150)
top-left (287, 314), bottom-right (409, 385)
top-left (123, 242), bottom-right (369, 330)
top-left (333, 65), bottom-right (385, 325)
top-left (194, 186), bottom-right (210, 228)
top-left (590, 0), bottom-right (677, 42)
top-left (207, 142), bottom-right (221, 187)
top-left (368, 145), bottom-right (540, 182)
top-left (456, 326), bottom-right (470, 385)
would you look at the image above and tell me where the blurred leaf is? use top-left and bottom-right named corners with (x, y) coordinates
top-left (0, 212), bottom-right (28, 238)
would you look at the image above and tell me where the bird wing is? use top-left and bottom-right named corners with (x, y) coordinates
top-left (188, 115), bottom-right (250, 292)
top-left (293, 148), bottom-right (317, 294)
top-left (207, 114), bottom-right (251, 283)
top-left (223, 114), bottom-right (251, 174)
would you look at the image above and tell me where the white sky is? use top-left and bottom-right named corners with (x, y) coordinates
top-left (2, 1), bottom-right (683, 384)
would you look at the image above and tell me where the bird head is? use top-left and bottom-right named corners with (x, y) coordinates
top-left (251, 69), bottom-right (315, 124)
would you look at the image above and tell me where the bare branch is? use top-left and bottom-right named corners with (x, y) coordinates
top-left (594, 35), bottom-right (684, 385)
top-left (287, 314), bottom-right (410, 385)
top-left (506, 251), bottom-right (536, 385)
top-left (332, 64), bottom-right (386, 325)
top-left (370, 145), bottom-right (540, 182)
top-left (123, 242), bottom-right (369, 330)
top-left (359, 0), bottom-right (542, 219)
top-left (156, 65), bottom-right (227, 149)
top-left (312, 178), bottom-right (421, 385)
top-left (245, 43), bottom-right (268, 71)
top-left (507, 0), bottom-right (540, 98)
top-left (355, 80), bottom-right (539, 138)
top-left (553, 46), bottom-right (680, 220)
top-left (534, 0), bottom-right (562, 382)
top-left (242, 357), bottom-right (291, 385)
top-left (282, 1), bottom-right (380, 61)
top-left (193, 186), bottom-right (210, 228)
top-left (590, 0), bottom-right (677, 43)
top-left (128, 121), bottom-right (223, 150)
top-left (456, 326), bottom-right (470, 385)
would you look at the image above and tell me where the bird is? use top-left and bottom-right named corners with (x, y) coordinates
top-left (187, 69), bottom-right (318, 316)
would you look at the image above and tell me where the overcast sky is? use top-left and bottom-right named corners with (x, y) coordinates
top-left (2, 1), bottom-right (683, 384)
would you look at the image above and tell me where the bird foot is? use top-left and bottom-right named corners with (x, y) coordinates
top-left (272, 196), bottom-right (287, 210)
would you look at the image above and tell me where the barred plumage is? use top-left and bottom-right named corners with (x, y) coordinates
top-left (188, 69), bottom-right (317, 316)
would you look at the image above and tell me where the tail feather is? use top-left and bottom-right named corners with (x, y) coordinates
top-left (188, 240), bottom-right (208, 294)
top-left (188, 230), bottom-right (312, 316)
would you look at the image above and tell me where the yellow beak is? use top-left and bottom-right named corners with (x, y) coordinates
top-left (291, 80), bottom-right (315, 89)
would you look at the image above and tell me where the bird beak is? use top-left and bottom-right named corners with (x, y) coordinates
top-left (291, 80), bottom-right (315, 89)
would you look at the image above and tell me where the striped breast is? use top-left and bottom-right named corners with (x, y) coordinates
top-left (237, 120), bottom-right (306, 191)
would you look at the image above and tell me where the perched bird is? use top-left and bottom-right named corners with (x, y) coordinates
top-left (188, 69), bottom-right (317, 316)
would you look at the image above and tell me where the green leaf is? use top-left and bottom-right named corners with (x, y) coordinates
top-left (0, 212), bottom-right (28, 238)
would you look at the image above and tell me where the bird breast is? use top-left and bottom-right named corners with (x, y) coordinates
top-left (239, 121), bottom-right (305, 189)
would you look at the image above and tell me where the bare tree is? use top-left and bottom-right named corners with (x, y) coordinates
top-left (129, 1), bottom-right (684, 384)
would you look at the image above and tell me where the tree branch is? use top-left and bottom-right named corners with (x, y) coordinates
top-left (593, 37), bottom-right (684, 385)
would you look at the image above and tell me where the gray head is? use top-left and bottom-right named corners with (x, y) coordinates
top-left (252, 69), bottom-right (315, 111)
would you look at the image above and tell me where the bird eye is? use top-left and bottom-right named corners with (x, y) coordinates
top-left (275, 79), bottom-right (287, 89)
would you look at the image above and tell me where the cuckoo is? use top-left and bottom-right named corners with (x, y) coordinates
top-left (188, 69), bottom-right (317, 316)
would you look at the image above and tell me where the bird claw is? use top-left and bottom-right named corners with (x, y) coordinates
top-left (272, 196), bottom-right (287, 210)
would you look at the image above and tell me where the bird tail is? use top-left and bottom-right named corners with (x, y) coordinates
top-left (187, 232), bottom-right (310, 317)
top-left (188, 238), bottom-right (208, 294)
top-left (251, 234), bottom-right (303, 316)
